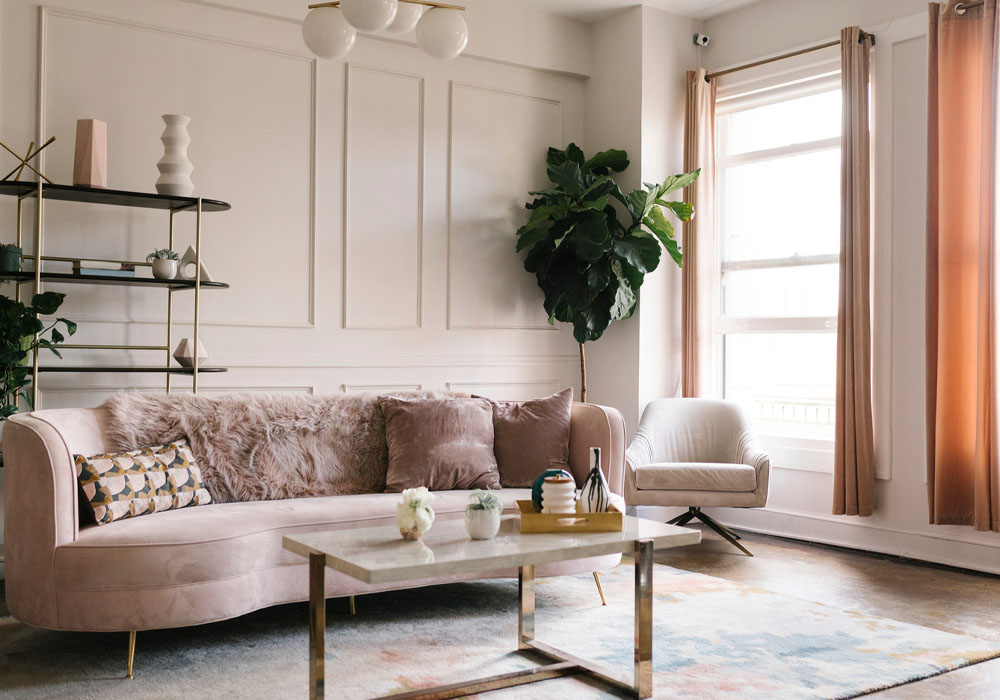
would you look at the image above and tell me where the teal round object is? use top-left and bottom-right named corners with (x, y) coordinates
top-left (531, 469), bottom-right (574, 511)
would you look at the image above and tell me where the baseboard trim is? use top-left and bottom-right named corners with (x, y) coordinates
top-left (702, 508), bottom-right (1000, 576)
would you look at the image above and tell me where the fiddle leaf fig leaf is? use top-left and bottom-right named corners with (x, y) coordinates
top-left (546, 159), bottom-right (584, 197)
top-left (657, 199), bottom-right (695, 222)
top-left (583, 148), bottom-right (630, 174)
top-left (613, 232), bottom-right (661, 274)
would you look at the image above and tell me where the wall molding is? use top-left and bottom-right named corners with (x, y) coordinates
top-left (36, 5), bottom-right (318, 330)
top-left (213, 353), bottom-right (579, 368)
top-left (446, 80), bottom-right (564, 331)
top-left (343, 63), bottom-right (424, 330)
top-left (342, 383), bottom-right (422, 394)
top-left (446, 379), bottom-right (560, 394)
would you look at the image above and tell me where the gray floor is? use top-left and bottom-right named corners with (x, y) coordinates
top-left (658, 526), bottom-right (1000, 699)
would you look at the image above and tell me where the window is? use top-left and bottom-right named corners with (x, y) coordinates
top-left (716, 74), bottom-right (841, 471)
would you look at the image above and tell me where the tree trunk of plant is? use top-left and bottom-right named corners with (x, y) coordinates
top-left (579, 342), bottom-right (588, 404)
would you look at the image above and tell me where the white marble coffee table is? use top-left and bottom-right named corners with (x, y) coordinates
top-left (283, 515), bottom-right (699, 700)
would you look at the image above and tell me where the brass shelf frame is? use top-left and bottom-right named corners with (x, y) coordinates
top-left (8, 181), bottom-right (231, 407)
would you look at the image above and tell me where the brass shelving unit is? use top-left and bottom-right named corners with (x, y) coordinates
top-left (0, 181), bottom-right (231, 407)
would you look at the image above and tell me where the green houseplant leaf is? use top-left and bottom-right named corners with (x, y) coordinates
top-left (515, 143), bottom-right (699, 400)
top-left (0, 291), bottom-right (76, 420)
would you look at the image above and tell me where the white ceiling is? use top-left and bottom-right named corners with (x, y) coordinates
top-left (530, 0), bottom-right (763, 23)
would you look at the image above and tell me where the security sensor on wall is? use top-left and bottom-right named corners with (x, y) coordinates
top-left (694, 33), bottom-right (710, 47)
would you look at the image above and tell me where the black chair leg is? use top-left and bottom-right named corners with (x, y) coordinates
top-left (692, 509), bottom-right (753, 557)
top-left (667, 508), bottom-right (696, 527)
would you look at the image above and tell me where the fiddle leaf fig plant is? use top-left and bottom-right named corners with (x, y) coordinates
top-left (515, 143), bottom-right (699, 401)
top-left (0, 291), bottom-right (77, 419)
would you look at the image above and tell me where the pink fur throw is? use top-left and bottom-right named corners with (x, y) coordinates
top-left (102, 391), bottom-right (466, 503)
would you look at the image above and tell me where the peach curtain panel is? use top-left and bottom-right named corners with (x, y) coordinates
top-left (833, 27), bottom-right (877, 516)
top-left (926, 0), bottom-right (1000, 532)
top-left (681, 68), bottom-right (717, 397)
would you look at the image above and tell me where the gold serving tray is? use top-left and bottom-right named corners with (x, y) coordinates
top-left (516, 500), bottom-right (624, 533)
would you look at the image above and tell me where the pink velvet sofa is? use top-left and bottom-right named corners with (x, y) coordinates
top-left (2, 401), bottom-right (625, 633)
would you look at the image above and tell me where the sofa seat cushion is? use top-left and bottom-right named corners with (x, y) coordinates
top-left (54, 489), bottom-right (530, 591)
top-left (634, 462), bottom-right (756, 492)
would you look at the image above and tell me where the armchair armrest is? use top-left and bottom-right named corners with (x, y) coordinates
top-left (735, 430), bottom-right (770, 507)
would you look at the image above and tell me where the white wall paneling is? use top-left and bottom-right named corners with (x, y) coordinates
top-left (446, 380), bottom-right (561, 401)
top-left (38, 6), bottom-right (317, 330)
top-left (344, 64), bottom-right (423, 329)
top-left (447, 82), bottom-right (563, 330)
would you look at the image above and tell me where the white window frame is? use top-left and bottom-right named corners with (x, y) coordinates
top-left (714, 68), bottom-right (843, 474)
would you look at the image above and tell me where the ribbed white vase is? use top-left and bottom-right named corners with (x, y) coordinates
top-left (155, 114), bottom-right (194, 196)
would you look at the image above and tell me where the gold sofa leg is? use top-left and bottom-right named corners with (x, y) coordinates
top-left (593, 572), bottom-right (607, 606)
top-left (349, 595), bottom-right (356, 615)
top-left (126, 630), bottom-right (136, 679)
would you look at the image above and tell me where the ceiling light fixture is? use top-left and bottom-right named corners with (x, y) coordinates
top-left (303, 0), bottom-right (468, 61)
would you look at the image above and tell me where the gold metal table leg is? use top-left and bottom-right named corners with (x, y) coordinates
top-left (593, 571), bottom-right (607, 606)
top-left (309, 553), bottom-right (325, 700)
top-left (635, 539), bottom-right (653, 698)
top-left (348, 595), bottom-right (356, 616)
top-left (518, 564), bottom-right (534, 649)
top-left (126, 630), bottom-right (136, 679)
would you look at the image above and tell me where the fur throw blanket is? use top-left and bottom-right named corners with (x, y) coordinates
top-left (102, 391), bottom-right (464, 503)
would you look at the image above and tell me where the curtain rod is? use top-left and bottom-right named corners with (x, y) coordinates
top-left (705, 31), bottom-right (874, 82)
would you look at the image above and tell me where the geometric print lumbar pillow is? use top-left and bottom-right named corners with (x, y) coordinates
top-left (74, 438), bottom-right (212, 525)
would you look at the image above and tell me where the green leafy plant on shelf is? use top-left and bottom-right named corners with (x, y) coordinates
top-left (0, 292), bottom-right (77, 419)
top-left (515, 143), bottom-right (699, 401)
top-left (146, 248), bottom-right (179, 261)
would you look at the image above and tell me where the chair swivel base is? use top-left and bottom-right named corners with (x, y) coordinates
top-left (667, 507), bottom-right (753, 556)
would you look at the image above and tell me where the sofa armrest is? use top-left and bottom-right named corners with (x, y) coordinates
top-left (568, 403), bottom-right (626, 496)
top-left (736, 429), bottom-right (771, 507)
top-left (2, 409), bottom-right (108, 628)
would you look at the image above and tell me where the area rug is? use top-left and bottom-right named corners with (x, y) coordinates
top-left (1, 564), bottom-right (997, 699)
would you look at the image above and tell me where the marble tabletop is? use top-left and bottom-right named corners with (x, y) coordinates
top-left (283, 515), bottom-right (700, 584)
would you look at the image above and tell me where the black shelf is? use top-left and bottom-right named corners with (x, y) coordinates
top-left (37, 366), bottom-right (227, 374)
top-left (0, 181), bottom-right (230, 212)
top-left (0, 271), bottom-right (229, 289)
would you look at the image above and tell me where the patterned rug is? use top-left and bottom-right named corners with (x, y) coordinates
top-left (1, 563), bottom-right (998, 699)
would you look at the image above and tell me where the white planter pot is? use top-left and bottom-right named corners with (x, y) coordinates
top-left (151, 259), bottom-right (178, 280)
top-left (155, 114), bottom-right (194, 196)
top-left (465, 509), bottom-right (501, 540)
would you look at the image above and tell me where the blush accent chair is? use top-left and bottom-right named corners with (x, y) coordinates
top-left (625, 398), bottom-right (770, 556)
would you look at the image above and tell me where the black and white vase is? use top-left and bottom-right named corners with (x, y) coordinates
top-left (581, 447), bottom-right (610, 513)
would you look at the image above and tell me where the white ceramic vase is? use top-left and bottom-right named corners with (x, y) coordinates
top-left (151, 259), bottom-right (178, 280)
top-left (541, 476), bottom-right (576, 514)
top-left (465, 508), bottom-right (501, 540)
top-left (155, 114), bottom-right (194, 197)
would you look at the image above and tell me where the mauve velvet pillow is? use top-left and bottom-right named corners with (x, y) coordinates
top-left (379, 397), bottom-right (501, 492)
top-left (481, 388), bottom-right (573, 488)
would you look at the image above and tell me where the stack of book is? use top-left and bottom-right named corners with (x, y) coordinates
top-left (72, 260), bottom-right (136, 277)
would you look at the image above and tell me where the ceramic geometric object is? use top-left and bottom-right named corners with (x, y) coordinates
top-left (73, 119), bottom-right (107, 188)
top-left (177, 245), bottom-right (213, 282)
top-left (172, 337), bottom-right (209, 368)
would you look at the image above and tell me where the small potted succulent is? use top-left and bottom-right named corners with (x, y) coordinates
top-left (397, 486), bottom-right (435, 541)
top-left (465, 489), bottom-right (503, 540)
top-left (0, 244), bottom-right (23, 273)
top-left (146, 249), bottom-right (180, 280)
